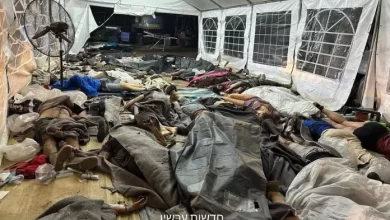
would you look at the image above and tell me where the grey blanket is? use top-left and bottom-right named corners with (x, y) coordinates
top-left (46, 117), bottom-right (90, 145)
top-left (104, 96), bottom-right (122, 126)
top-left (79, 125), bottom-right (179, 210)
top-left (37, 196), bottom-right (116, 220)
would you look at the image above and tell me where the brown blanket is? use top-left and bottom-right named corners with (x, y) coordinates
top-left (38, 95), bottom-right (74, 115)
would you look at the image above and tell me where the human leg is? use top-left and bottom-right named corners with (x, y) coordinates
top-left (267, 181), bottom-right (300, 220)
top-left (63, 137), bottom-right (98, 171)
top-left (120, 82), bottom-right (146, 92)
top-left (43, 136), bottom-right (72, 171)
top-left (221, 96), bottom-right (245, 106)
top-left (109, 196), bottom-right (147, 214)
top-left (227, 93), bottom-right (255, 101)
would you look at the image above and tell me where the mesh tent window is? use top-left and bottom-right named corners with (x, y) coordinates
top-left (203, 17), bottom-right (218, 54)
top-left (253, 11), bottom-right (291, 67)
top-left (297, 8), bottom-right (363, 79)
top-left (224, 15), bottom-right (246, 58)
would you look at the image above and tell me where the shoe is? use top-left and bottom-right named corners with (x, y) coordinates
top-left (97, 119), bottom-right (108, 142)
top-left (49, 145), bottom-right (72, 172)
top-left (65, 156), bottom-right (98, 171)
top-left (313, 102), bottom-right (324, 111)
top-left (266, 180), bottom-right (280, 201)
top-left (367, 172), bottom-right (384, 183)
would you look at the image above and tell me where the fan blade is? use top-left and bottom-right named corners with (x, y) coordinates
top-left (60, 33), bottom-right (71, 44)
top-left (33, 28), bottom-right (50, 39)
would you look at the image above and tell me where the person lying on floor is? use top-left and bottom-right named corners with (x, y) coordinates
top-left (35, 95), bottom-right (100, 172)
top-left (313, 102), bottom-right (389, 131)
top-left (212, 74), bottom-right (291, 94)
top-left (52, 74), bottom-right (146, 96)
top-left (143, 75), bottom-right (180, 102)
top-left (168, 66), bottom-right (227, 81)
top-left (123, 91), bottom-right (191, 146)
top-left (221, 93), bottom-right (280, 121)
top-left (312, 103), bottom-right (390, 160)
top-left (302, 105), bottom-right (390, 183)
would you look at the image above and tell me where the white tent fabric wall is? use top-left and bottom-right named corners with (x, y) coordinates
top-left (361, 25), bottom-right (378, 110)
top-left (220, 6), bottom-right (252, 70)
top-left (0, 0), bottom-right (37, 164)
top-left (292, 0), bottom-right (378, 111)
top-left (199, 10), bottom-right (223, 65)
top-left (114, 4), bottom-right (156, 16)
top-left (375, 0), bottom-right (390, 121)
top-left (66, 0), bottom-right (99, 54)
top-left (247, 0), bottom-right (300, 84)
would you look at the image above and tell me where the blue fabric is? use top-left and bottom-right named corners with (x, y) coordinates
top-left (176, 88), bottom-right (220, 103)
top-left (303, 120), bottom-right (334, 137)
top-left (52, 75), bottom-right (101, 96)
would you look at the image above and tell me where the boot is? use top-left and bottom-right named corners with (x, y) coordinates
top-left (65, 153), bottom-right (98, 172)
top-left (45, 144), bottom-right (72, 172)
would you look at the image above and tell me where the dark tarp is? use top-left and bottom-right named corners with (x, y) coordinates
top-left (171, 112), bottom-right (295, 220)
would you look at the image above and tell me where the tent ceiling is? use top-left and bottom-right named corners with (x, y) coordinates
top-left (185, 0), bottom-right (288, 11)
top-left (184, 0), bottom-right (220, 11)
top-left (212, 0), bottom-right (249, 8)
top-left (86, 0), bottom-right (288, 13)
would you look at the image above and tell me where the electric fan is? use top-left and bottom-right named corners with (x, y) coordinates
top-left (23, 0), bottom-right (75, 90)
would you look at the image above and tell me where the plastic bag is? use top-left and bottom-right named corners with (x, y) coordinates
top-left (318, 136), bottom-right (358, 169)
top-left (7, 113), bottom-right (39, 133)
top-left (19, 84), bottom-right (62, 102)
top-left (63, 91), bottom-right (88, 106)
top-left (366, 157), bottom-right (390, 184)
top-left (0, 138), bottom-right (40, 162)
top-left (35, 163), bottom-right (56, 184)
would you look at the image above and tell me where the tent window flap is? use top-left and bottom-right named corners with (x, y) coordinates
top-left (297, 8), bottom-right (363, 80)
top-left (203, 17), bottom-right (218, 54)
top-left (253, 11), bottom-right (292, 68)
top-left (224, 15), bottom-right (246, 58)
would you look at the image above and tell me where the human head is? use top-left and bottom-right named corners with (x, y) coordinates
top-left (257, 107), bottom-right (280, 122)
top-left (353, 122), bottom-right (388, 150)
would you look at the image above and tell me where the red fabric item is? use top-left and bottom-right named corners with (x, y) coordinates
top-left (376, 134), bottom-right (390, 160)
top-left (8, 154), bottom-right (47, 179)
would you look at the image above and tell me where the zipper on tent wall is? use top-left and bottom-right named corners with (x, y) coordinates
top-left (289, 0), bottom-right (303, 88)
top-left (361, 0), bottom-right (382, 108)
top-left (245, 3), bottom-right (254, 72)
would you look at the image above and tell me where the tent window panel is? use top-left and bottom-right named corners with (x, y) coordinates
top-left (298, 8), bottom-right (363, 79)
top-left (224, 15), bottom-right (246, 59)
top-left (203, 17), bottom-right (218, 54)
top-left (253, 11), bottom-right (291, 68)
